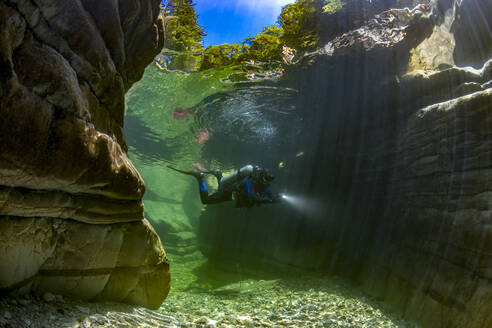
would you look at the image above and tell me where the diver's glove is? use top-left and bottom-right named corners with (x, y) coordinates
top-left (271, 193), bottom-right (284, 203)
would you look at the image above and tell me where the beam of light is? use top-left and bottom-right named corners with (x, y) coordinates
top-left (280, 194), bottom-right (326, 220)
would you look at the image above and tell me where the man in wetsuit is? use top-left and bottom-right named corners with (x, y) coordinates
top-left (167, 164), bottom-right (282, 208)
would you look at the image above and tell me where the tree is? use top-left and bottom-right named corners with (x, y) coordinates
top-left (322, 0), bottom-right (344, 14)
top-left (161, 0), bottom-right (205, 52)
top-left (278, 0), bottom-right (325, 51)
top-left (159, 0), bottom-right (338, 71)
top-left (244, 25), bottom-right (283, 62)
top-left (200, 43), bottom-right (247, 70)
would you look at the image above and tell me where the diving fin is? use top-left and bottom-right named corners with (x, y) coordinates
top-left (166, 165), bottom-right (203, 179)
top-left (167, 164), bottom-right (222, 181)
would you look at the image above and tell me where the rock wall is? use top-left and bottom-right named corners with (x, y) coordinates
top-left (0, 0), bottom-right (169, 309)
top-left (452, 0), bottom-right (492, 68)
top-left (343, 61), bottom-right (492, 328)
top-left (359, 69), bottom-right (492, 328)
top-left (198, 1), bottom-right (492, 327)
top-left (0, 217), bottom-right (168, 309)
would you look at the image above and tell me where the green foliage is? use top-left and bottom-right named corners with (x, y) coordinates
top-left (199, 26), bottom-right (285, 69)
top-left (200, 43), bottom-right (247, 70)
top-left (244, 25), bottom-right (284, 62)
top-left (278, 0), bottom-right (324, 51)
top-left (162, 0), bottom-right (205, 52)
top-left (322, 0), bottom-right (344, 14)
top-left (160, 0), bottom-right (337, 71)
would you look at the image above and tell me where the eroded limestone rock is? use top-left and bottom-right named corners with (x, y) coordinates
top-left (322, 4), bottom-right (433, 58)
top-left (0, 0), bottom-right (164, 203)
top-left (360, 88), bottom-right (492, 328)
top-left (408, 1), bottom-right (456, 71)
top-left (0, 217), bottom-right (170, 309)
top-left (452, 0), bottom-right (492, 68)
top-left (401, 60), bottom-right (491, 109)
top-left (0, 0), bottom-right (168, 309)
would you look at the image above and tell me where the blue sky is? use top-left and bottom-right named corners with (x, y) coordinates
top-left (194, 0), bottom-right (295, 46)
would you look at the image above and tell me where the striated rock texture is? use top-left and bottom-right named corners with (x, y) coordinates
top-left (198, 1), bottom-right (492, 327)
top-left (452, 0), bottom-right (492, 68)
top-left (0, 217), bottom-right (169, 309)
top-left (0, 0), bottom-right (169, 309)
top-left (354, 63), bottom-right (492, 328)
top-left (314, 0), bottom-right (430, 46)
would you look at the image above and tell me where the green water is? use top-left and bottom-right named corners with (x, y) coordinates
top-left (125, 65), bottom-right (237, 237)
top-left (123, 64), bottom-right (418, 327)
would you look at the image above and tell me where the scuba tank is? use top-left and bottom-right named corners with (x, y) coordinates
top-left (220, 165), bottom-right (254, 188)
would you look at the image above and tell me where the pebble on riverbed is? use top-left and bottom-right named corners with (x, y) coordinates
top-left (159, 274), bottom-right (419, 328)
top-left (0, 274), bottom-right (419, 327)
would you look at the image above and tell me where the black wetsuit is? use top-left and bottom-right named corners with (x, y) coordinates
top-left (197, 167), bottom-right (277, 208)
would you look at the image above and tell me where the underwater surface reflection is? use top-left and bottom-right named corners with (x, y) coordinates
top-left (124, 60), bottom-right (420, 327)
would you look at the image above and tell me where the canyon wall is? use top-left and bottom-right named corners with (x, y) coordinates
top-left (0, 0), bottom-right (169, 309)
top-left (199, 1), bottom-right (492, 326)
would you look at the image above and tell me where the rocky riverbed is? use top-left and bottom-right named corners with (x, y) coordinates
top-left (0, 269), bottom-right (419, 328)
top-left (0, 293), bottom-right (178, 328)
top-left (161, 272), bottom-right (419, 328)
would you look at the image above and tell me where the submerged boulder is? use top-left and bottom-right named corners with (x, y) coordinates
top-left (0, 0), bottom-right (169, 308)
top-left (0, 217), bottom-right (169, 309)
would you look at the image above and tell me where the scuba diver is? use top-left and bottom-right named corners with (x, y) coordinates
top-left (167, 164), bottom-right (283, 208)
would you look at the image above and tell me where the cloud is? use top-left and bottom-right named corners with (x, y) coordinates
top-left (198, 0), bottom-right (295, 21)
top-left (235, 0), bottom-right (295, 10)
top-left (234, 0), bottom-right (295, 20)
